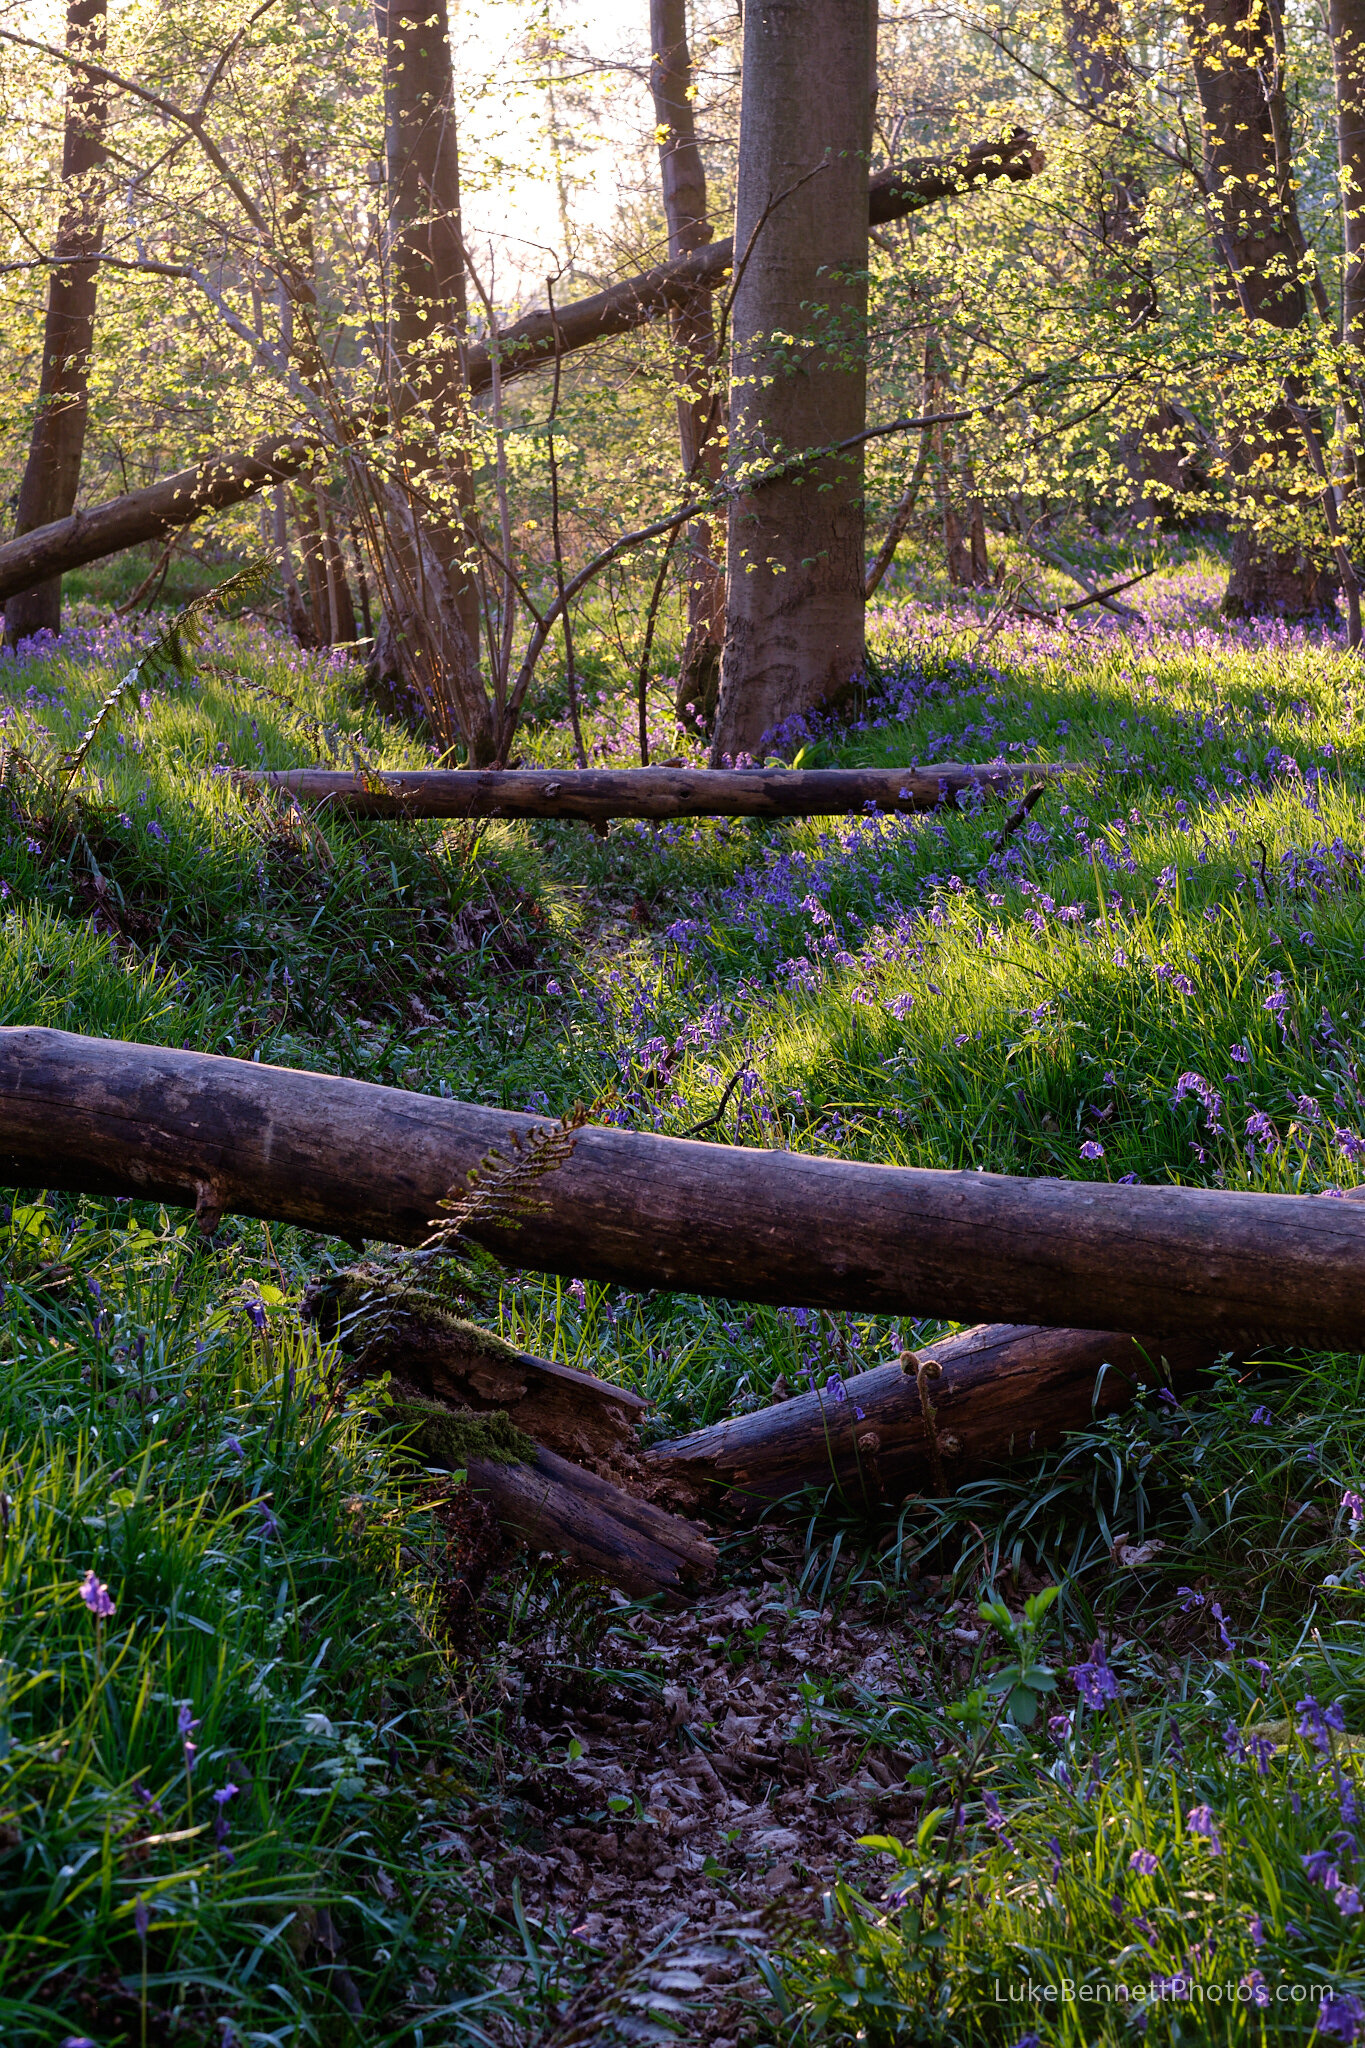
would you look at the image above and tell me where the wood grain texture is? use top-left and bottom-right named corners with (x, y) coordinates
top-left (3, 1028), bottom-right (1365, 1347)
top-left (647, 1323), bottom-right (1218, 1505)
top-left (463, 1446), bottom-right (715, 1598)
top-left (244, 760), bottom-right (1067, 822)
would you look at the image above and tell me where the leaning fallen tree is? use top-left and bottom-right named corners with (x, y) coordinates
top-left (4, 1027), bottom-right (1365, 1350)
top-left (0, 135), bottom-right (1039, 608)
top-left (246, 760), bottom-right (1068, 823)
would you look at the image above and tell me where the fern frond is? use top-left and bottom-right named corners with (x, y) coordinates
top-left (424, 1103), bottom-right (589, 1251)
top-left (59, 554), bottom-right (274, 797)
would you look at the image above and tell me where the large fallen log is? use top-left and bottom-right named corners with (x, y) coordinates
top-left (246, 760), bottom-right (1069, 824)
top-left (4, 1028), bottom-right (1365, 1349)
top-left (648, 1323), bottom-right (1219, 1512)
top-left (0, 136), bottom-right (1039, 608)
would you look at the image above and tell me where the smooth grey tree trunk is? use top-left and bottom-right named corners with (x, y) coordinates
top-left (4, 0), bottom-right (107, 647)
top-left (710, 0), bottom-right (876, 764)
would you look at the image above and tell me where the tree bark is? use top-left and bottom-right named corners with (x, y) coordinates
top-left (1183, 0), bottom-right (1335, 616)
top-left (1335, 0), bottom-right (1365, 368)
top-left (649, 0), bottom-right (726, 726)
top-left (464, 1446), bottom-right (716, 1599)
top-left (649, 1323), bottom-right (1219, 1508)
top-left (709, 0), bottom-right (878, 765)
top-left (4, 0), bottom-right (107, 647)
top-left (0, 137), bottom-right (1040, 612)
top-left (6, 1027), bottom-right (1365, 1350)
top-left (246, 758), bottom-right (1066, 821)
top-left (375, 0), bottom-right (493, 760)
top-left (927, 336), bottom-right (990, 588)
top-left (1060, 0), bottom-right (1200, 523)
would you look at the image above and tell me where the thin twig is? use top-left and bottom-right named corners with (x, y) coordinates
top-left (680, 1068), bottom-right (747, 1139)
top-left (991, 780), bottom-right (1047, 856)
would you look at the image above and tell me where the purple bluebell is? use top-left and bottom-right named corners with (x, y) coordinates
top-left (79, 1570), bottom-right (114, 1619)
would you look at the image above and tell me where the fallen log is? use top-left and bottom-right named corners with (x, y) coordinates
top-left (462, 131), bottom-right (1040, 392)
top-left (4, 1028), bottom-right (1365, 1349)
top-left (0, 433), bottom-right (321, 607)
top-left (245, 760), bottom-right (1069, 824)
top-left (648, 1323), bottom-right (1219, 1512)
top-left (0, 135), bottom-right (1040, 609)
top-left (462, 1445), bottom-right (716, 1600)
top-left (302, 1271), bottom-right (648, 1470)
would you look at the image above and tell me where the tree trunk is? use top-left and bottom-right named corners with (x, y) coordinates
top-left (376, 0), bottom-right (494, 761)
top-left (0, 137), bottom-right (1041, 613)
top-left (7, 1026), bottom-right (1365, 1351)
top-left (709, 0), bottom-right (877, 764)
top-left (1060, 0), bottom-right (1201, 523)
top-left (649, 0), bottom-right (726, 727)
top-left (1335, 0), bottom-right (1365, 368)
top-left (246, 758), bottom-right (1067, 821)
top-left (927, 334), bottom-right (990, 588)
top-left (1183, 0), bottom-right (1335, 617)
top-left (649, 1323), bottom-right (1219, 1509)
top-left (4, 0), bottom-right (107, 648)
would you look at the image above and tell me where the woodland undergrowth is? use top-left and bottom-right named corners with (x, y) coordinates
top-left (3, 555), bottom-right (1365, 2042)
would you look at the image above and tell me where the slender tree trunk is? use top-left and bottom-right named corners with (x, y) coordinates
top-left (710, 0), bottom-right (877, 765)
top-left (648, 0), bottom-right (726, 728)
top-left (1061, 0), bottom-right (1199, 524)
top-left (926, 333), bottom-right (990, 588)
top-left (1184, 0), bottom-right (1335, 617)
top-left (4, 0), bottom-right (107, 647)
top-left (379, 0), bottom-right (494, 762)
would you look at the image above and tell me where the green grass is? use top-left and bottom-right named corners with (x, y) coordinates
top-left (4, 569), bottom-right (1365, 2040)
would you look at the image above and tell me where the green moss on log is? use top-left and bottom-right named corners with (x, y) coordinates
top-left (389, 1399), bottom-right (534, 1467)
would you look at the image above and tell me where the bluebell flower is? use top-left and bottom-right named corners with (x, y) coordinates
top-left (1129, 1848), bottom-right (1158, 1875)
top-left (1185, 1804), bottom-right (1220, 1852)
top-left (1070, 1639), bottom-right (1118, 1709)
top-left (1250, 1404), bottom-right (1272, 1424)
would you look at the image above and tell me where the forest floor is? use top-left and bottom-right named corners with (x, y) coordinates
top-left (4, 551), bottom-right (1365, 2045)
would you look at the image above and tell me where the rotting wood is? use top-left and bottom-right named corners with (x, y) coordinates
top-left (243, 760), bottom-right (1069, 823)
top-left (646, 1323), bottom-right (1221, 1512)
top-left (302, 1274), bottom-right (647, 1470)
top-left (4, 1028), bottom-right (1365, 1348)
top-left (462, 1445), bottom-right (716, 1599)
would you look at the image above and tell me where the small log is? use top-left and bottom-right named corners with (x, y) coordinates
top-left (244, 760), bottom-right (1068, 824)
top-left (302, 1275), bottom-right (647, 1469)
top-left (5, 1029), bottom-right (1365, 1349)
top-left (648, 1324), bottom-right (1219, 1509)
top-left (463, 1445), bottom-right (716, 1600)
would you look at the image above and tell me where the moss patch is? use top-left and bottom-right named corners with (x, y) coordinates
top-left (389, 1399), bottom-right (535, 1468)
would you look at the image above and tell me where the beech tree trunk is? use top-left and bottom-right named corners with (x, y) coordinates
top-left (649, 0), bottom-right (726, 727)
top-left (247, 758), bottom-right (1064, 821)
top-left (649, 1323), bottom-right (1219, 1508)
top-left (1336, 0), bottom-right (1365, 366)
top-left (0, 138), bottom-right (1040, 613)
top-left (6, 1027), bottom-right (1365, 1350)
top-left (4, 0), bottom-right (107, 648)
top-left (709, 0), bottom-right (877, 765)
top-left (1184, 0), bottom-right (1335, 617)
top-left (376, 0), bottom-right (494, 762)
